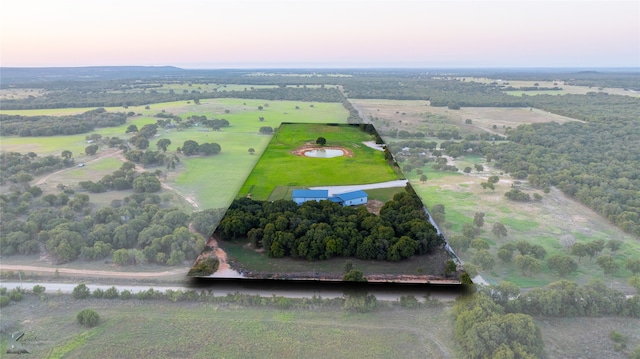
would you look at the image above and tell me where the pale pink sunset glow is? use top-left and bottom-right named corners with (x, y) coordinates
top-left (1, 0), bottom-right (638, 68)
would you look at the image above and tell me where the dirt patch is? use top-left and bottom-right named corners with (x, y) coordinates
top-left (203, 233), bottom-right (243, 278)
top-left (365, 199), bottom-right (384, 215)
top-left (0, 264), bottom-right (185, 278)
top-left (290, 143), bottom-right (354, 157)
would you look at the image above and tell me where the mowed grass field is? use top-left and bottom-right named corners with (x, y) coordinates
top-left (1, 295), bottom-right (456, 359)
top-left (237, 123), bottom-right (401, 200)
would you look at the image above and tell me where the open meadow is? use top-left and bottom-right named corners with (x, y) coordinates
top-left (0, 295), bottom-right (457, 359)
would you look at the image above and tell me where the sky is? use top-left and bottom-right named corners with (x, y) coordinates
top-left (1, 0), bottom-right (638, 68)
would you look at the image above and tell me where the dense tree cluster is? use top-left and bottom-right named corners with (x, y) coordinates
top-left (494, 118), bottom-right (640, 235)
top-left (217, 188), bottom-right (443, 261)
top-left (0, 151), bottom-right (74, 184)
top-left (0, 108), bottom-right (127, 136)
top-left (0, 187), bottom-right (205, 264)
top-left (124, 150), bottom-right (166, 166)
top-left (454, 277), bottom-right (640, 358)
top-left (453, 292), bottom-right (544, 359)
top-left (128, 123), bottom-right (158, 149)
top-left (77, 162), bottom-right (161, 193)
top-left (180, 140), bottom-right (221, 156)
top-left (516, 280), bottom-right (639, 317)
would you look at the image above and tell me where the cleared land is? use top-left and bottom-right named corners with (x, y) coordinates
top-left (350, 99), bottom-right (581, 140)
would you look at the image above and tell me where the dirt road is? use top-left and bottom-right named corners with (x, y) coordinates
top-left (0, 264), bottom-right (186, 278)
top-left (34, 148), bottom-right (123, 185)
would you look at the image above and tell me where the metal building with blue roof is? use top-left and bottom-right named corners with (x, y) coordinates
top-left (291, 189), bottom-right (329, 205)
top-left (333, 190), bottom-right (368, 206)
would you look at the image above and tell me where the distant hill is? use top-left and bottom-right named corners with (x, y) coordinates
top-left (0, 66), bottom-right (187, 84)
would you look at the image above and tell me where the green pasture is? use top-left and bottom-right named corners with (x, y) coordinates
top-left (237, 123), bottom-right (401, 200)
top-left (410, 160), bottom-right (640, 290)
top-left (1, 99), bottom-right (349, 212)
top-left (172, 98), bottom-right (347, 126)
top-left (1, 296), bottom-right (455, 359)
top-left (364, 187), bottom-right (405, 202)
top-left (173, 139), bottom-right (269, 210)
top-left (0, 116), bottom-right (157, 156)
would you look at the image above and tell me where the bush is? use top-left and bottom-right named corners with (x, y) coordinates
top-left (104, 286), bottom-right (119, 299)
top-left (32, 285), bottom-right (46, 295)
top-left (93, 288), bottom-right (104, 298)
top-left (8, 289), bottom-right (23, 302)
top-left (0, 295), bottom-right (9, 307)
top-left (77, 309), bottom-right (100, 327)
top-left (72, 284), bottom-right (91, 299)
top-left (343, 293), bottom-right (377, 313)
top-left (399, 295), bottom-right (420, 308)
top-left (120, 290), bottom-right (132, 300)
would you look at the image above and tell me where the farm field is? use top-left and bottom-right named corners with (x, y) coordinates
top-left (0, 295), bottom-right (457, 359)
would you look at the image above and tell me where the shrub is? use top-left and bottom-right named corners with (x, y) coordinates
top-left (103, 286), bottom-right (119, 299)
top-left (72, 284), bottom-right (91, 299)
top-left (77, 309), bottom-right (100, 327)
top-left (32, 285), bottom-right (46, 295)
top-left (93, 288), bottom-right (104, 298)
top-left (8, 289), bottom-right (23, 302)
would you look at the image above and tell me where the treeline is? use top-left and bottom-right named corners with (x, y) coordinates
top-left (525, 92), bottom-right (640, 123)
top-left (477, 280), bottom-right (640, 318)
top-left (492, 118), bottom-right (640, 236)
top-left (342, 99), bottom-right (363, 124)
top-left (0, 108), bottom-right (127, 136)
top-left (0, 87), bottom-right (344, 110)
top-left (343, 78), bottom-right (532, 108)
top-left (0, 151), bottom-right (74, 184)
top-left (218, 188), bottom-right (443, 261)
